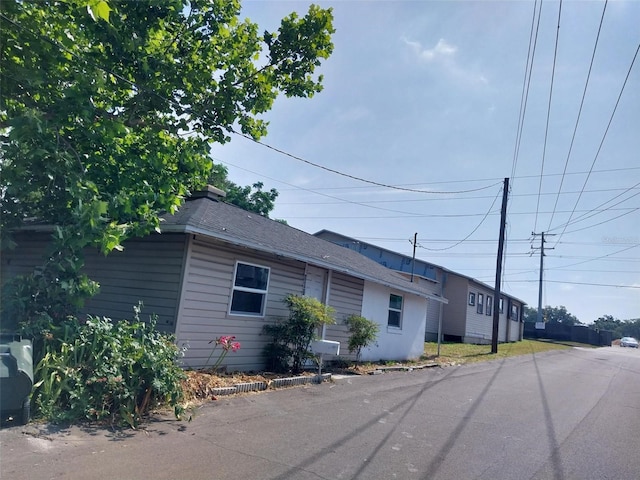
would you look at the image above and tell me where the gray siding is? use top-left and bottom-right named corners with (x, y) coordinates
top-left (1, 233), bottom-right (185, 334)
top-left (81, 234), bottom-right (187, 333)
top-left (1, 232), bottom-right (50, 282)
top-left (176, 237), bottom-right (305, 371)
top-left (442, 274), bottom-right (467, 337)
top-left (324, 271), bottom-right (364, 360)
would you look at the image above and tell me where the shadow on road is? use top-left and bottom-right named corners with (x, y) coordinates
top-left (271, 368), bottom-right (458, 480)
top-left (530, 353), bottom-right (564, 480)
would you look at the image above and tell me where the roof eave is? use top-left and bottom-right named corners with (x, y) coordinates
top-left (162, 224), bottom-right (447, 304)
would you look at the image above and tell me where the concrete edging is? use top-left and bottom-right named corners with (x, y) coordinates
top-left (210, 373), bottom-right (332, 396)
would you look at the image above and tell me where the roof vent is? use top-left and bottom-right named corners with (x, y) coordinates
top-left (189, 185), bottom-right (227, 201)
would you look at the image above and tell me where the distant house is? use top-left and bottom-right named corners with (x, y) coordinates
top-left (1, 187), bottom-right (446, 370)
top-left (314, 230), bottom-right (526, 344)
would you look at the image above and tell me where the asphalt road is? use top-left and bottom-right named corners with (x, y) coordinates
top-left (1, 345), bottom-right (639, 480)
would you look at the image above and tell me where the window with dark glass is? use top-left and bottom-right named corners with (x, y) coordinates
top-left (486, 296), bottom-right (492, 316)
top-left (477, 293), bottom-right (484, 314)
top-left (468, 292), bottom-right (476, 306)
top-left (230, 262), bottom-right (270, 316)
top-left (388, 294), bottom-right (403, 328)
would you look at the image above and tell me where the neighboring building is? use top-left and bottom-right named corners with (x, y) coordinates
top-left (1, 187), bottom-right (447, 370)
top-left (314, 230), bottom-right (526, 344)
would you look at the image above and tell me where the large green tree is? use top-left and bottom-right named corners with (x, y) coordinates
top-left (208, 163), bottom-right (278, 217)
top-left (0, 0), bottom-right (333, 326)
top-left (523, 305), bottom-right (581, 325)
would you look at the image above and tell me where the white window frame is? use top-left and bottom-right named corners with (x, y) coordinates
top-left (387, 293), bottom-right (403, 329)
top-left (477, 293), bottom-right (484, 314)
top-left (486, 296), bottom-right (492, 316)
top-left (468, 292), bottom-right (476, 306)
top-left (229, 261), bottom-right (270, 317)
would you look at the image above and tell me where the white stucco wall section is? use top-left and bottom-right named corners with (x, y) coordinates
top-left (359, 280), bottom-right (427, 362)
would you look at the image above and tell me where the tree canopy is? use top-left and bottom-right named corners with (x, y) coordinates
top-left (523, 305), bottom-right (581, 326)
top-left (207, 163), bottom-right (278, 217)
top-left (0, 0), bottom-right (334, 326)
top-left (592, 315), bottom-right (640, 339)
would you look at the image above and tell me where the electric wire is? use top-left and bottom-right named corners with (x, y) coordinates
top-left (415, 184), bottom-right (504, 251)
top-left (548, 182), bottom-right (640, 232)
top-left (274, 166), bottom-right (640, 192)
top-left (229, 129), bottom-right (501, 195)
top-left (510, 0), bottom-right (542, 181)
top-left (547, 0), bottom-right (608, 231)
top-left (550, 40), bottom-right (640, 246)
top-left (533, 0), bottom-right (563, 233)
top-left (0, 11), bottom-right (501, 199)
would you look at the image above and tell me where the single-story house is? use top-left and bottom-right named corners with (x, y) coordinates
top-left (313, 230), bottom-right (526, 344)
top-left (1, 187), bottom-right (447, 370)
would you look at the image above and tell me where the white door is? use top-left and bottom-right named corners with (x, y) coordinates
top-left (304, 265), bottom-right (327, 301)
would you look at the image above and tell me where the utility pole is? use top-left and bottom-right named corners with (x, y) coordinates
top-left (531, 231), bottom-right (555, 329)
top-left (410, 232), bottom-right (417, 282)
top-left (491, 178), bottom-right (509, 354)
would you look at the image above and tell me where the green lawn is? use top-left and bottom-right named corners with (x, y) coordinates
top-left (421, 339), bottom-right (582, 366)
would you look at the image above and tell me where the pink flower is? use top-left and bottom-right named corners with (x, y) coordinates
top-left (231, 342), bottom-right (241, 352)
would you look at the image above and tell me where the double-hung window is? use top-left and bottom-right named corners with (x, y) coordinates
top-left (477, 293), bottom-right (484, 314)
top-left (230, 262), bottom-right (270, 316)
top-left (468, 292), bottom-right (476, 306)
top-left (486, 296), bottom-right (492, 316)
top-left (388, 294), bottom-right (403, 329)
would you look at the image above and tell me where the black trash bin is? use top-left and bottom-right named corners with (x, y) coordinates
top-left (0, 334), bottom-right (34, 425)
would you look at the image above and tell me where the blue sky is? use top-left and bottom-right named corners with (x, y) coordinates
top-left (213, 0), bottom-right (639, 324)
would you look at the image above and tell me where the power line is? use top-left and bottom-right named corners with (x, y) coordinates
top-left (559, 207), bottom-right (640, 236)
top-left (281, 206), bottom-right (637, 220)
top-left (511, 0), bottom-right (542, 181)
top-left (545, 243), bottom-right (639, 269)
top-left (275, 186), bottom-right (639, 205)
top-left (229, 129), bottom-right (501, 195)
top-left (272, 166), bottom-right (640, 192)
top-left (506, 279), bottom-right (640, 289)
top-left (415, 184), bottom-right (504, 251)
top-left (548, 183), bottom-right (640, 233)
top-left (533, 0), bottom-right (563, 233)
top-left (551, 40), bottom-right (640, 246)
top-left (547, 0), bottom-right (608, 231)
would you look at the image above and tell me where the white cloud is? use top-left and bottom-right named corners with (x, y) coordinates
top-left (402, 37), bottom-right (488, 86)
top-left (403, 37), bottom-right (457, 62)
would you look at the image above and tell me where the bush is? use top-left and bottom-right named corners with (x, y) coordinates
top-left (263, 295), bottom-right (335, 374)
top-left (345, 314), bottom-right (379, 362)
top-left (32, 307), bottom-right (185, 427)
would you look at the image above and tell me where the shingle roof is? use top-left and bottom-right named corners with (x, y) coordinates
top-left (314, 229), bottom-right (526, 305)
top-left (160, 191), bottom-right (446, 303)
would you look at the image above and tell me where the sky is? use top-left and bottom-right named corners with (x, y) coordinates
top-left (213, 0), bottom-right (640, 324)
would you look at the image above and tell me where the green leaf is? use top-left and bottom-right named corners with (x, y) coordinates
top-left (88, 1), bottom-right (112, 24)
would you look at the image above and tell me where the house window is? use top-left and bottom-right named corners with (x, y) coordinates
top-left (388, 294), bottom-right (403, 328)
top-left (477, 293), bottom-right (484, 314)
top-left (468, 292), bottom-right (476, 306)
top-left (229, 262), bottom-right (270, 316)
top-left (499, 297), bottom-right (504, 313)
top-left (486, 296), bottom-right (492, 316)
top-left (511, 304), bottom-right (519, 321)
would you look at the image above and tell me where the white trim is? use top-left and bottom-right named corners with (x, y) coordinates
top-left (228, 260), bottom-right (271, 317)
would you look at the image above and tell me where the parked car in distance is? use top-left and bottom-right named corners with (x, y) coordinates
top-left (620, 337), bottom-right (639, 348)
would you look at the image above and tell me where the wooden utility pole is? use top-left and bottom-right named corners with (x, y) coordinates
top-left (491, 178), bottom-right (509, 354)
top-left (410, 232), bottom-right (417, 282)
